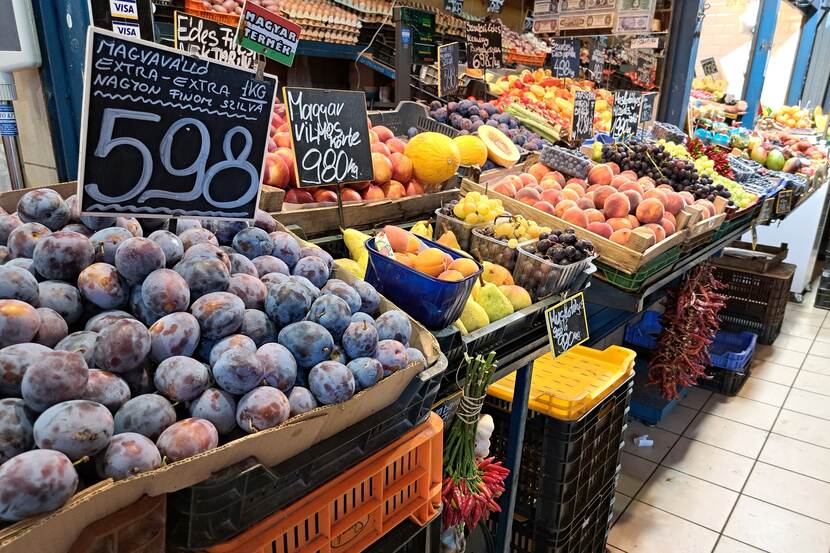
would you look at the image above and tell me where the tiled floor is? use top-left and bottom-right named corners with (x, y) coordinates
top-left (609, 292), bottom-right (830, 553)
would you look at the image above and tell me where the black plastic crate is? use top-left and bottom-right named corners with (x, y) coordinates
top-left (167, 356), bottom-right (447, 549)
top-left (719, 311), bottom-right (783, 345)
top-left (696, 360), bottom-right (752, 396)
top-left (365, 508), bottom-right (442, 553)
top-left (713, 261), bottom-right (795, 324)
top-left (485, 374), bottom-right (632, 532)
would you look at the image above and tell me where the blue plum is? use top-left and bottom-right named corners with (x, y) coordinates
top-left (321, 279), bottom-right (361, 313)
top-left (288, 386), bottom-right (317, 416)
top-left (268, 231), bottom-right (300, 268)
top-left (375, 310), bottom-right (411, 345)
top-left (288, 275), bottom-right (320, 300)
top-left (32, 231), bottom-right (94, 281)
top-left (299, 246), bottom-right (333, 269)
top-left (257, 342), bottom-right (297, 391)
top-left (114, 237), bottom-right (165, 284)
top-left (154, 356), bottom-right (211, 401)
top-left (351, 312), bottom-right (375, 326)
top-left (82, 369), bottom-right (130, 412)
top-left (265, 280), bottom-right (312, 327)
top-left (147, 230), bottom-right (184, 267)
top-left (183, 242), bottom-right (231, 270)
top-left (278, 321), bottom-right (334, 369)
top-left (406, 347), bottom-right (427, 369)
top-left (189, 388), bottom-right (237, 435)
top-left (228, 273), bottom-right (267, 309)
top-left (347, 357), bottom-right (383, 390)
top-left (254, 209), bottom-right (277, 233)
top-left (0, 300), bottom-right (41, 347)
top-left (374, 340), bottom-right (409, 376)
top-left (175, 256), bottom-right (230, 299)
top-left (98, 432), bottom-right (161, 480)
top-left (148, 312), bottom-right (201, 363)
top-left (155, 418), bottom-right (218, 462)
top-left (84, 310), bottom-right (135, 333)
top-left (236, 386), bottom-right (289, 433)
top-left (292, 256), bottom-right (329, 288)
top-left (240, 309), bottom-right (276, 346)
top-left (38, 281), bottom-right (83, 324)
top-left (114, 217), bottom-right (143, 237)
top-left (93, 318), bottom-right (151, 374)
top-left (0, 343), bottom-right (50, 396)
top-left (308, 361), bottom-right (355, 405)
top-left (229, 253), bottom-right (258, 277)
top-left (213, 349), bottom-right (264, 395)
top-left (34, 307), bottom-right (68, 347)
top-left (130, 284), bottom-right (161, 326)
top-left (79, 214), bottom-right (114, 231)
top-left (354, 280), bottom-right (381, 314)
top-left (252, 255), bottom-right (289, 277)
top-left (0, 398), bottom-right (34, 463)
top-left (206, 220), bottom-right (249, 245)
top-left (33, 400), bottom-right (113, 460)
top-left (0, 449), bottom-right (78, 521)
top-left (0, 265), bottom-right (39, 305)
top-left (307, 294), bottom-right (351, 339)
top-left (16, 189), bottom-right (69, 231)
top-left (78, 263), bottom-right (129, 310)
top-left (113, 394), bottom-right (176, 440)
top-left (209, 334), bottom-right (256, 367)
top-left (260, 272), bottom-right (288, 289)
top-left (55, 331), bottom-right (98, 366)
top-left (191, 291), bottom-right (245, 339)
top-left (141, 269), bottom-right (190, 315)
top-left (179, 227), bottom-right (218, 250)
top-left (342, 320), bottom-right (378, 359)
top-left (89, 227), bottom-right (133, 265)
top-left (174, 219), bottom-right (202, 235)
top-left (7, 222), bottom-right (50, 259)
top-left (0, 213), bottom-right (21, 246)
top-left (232, 227), bottom-right (273, 260)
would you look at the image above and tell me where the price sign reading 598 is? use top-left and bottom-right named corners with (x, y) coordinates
top-left (78, 29), bottom-right (276, 221)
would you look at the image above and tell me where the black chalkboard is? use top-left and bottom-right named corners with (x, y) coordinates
top-left (175, 12), bottom-right (256, 70)
top-left (444, 0), bottom-right (463, 15)
top-left (637, 51), bottom-right (656, 87)
top-left (466, 22), bottom-right (502, 69)
top-left (283, 87), bottom-right (373, 188)
top-left (550, 38), bottom-right (580, 79)
top-left (572, 91), bottom-right (595, 141)
top-left (611, 90), bottom-right (642, 141)
top-left (545, 292), bottom-right (589, 358)
top-left (588, 36), bottom-right (606, 84)
top-left (438, 42), bottom-right (460, 97)
top-left (701, 57), bottom-right (718, 76)
top-left (487, 0), bottom-right (505, 13)
top-left (640, 92), bottom-right (657, 123)
top-left (78, 29), bottom-right (276, 221)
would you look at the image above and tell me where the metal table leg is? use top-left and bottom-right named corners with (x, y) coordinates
top-left (493, 360), bottom-right (533, 553)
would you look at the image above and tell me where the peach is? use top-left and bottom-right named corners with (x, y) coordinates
top-left (406, 180), bottom-right (424, 196)
top-left (368, 129), bottom-right (379, 144)
top-left (643, 223), bottom-right (666, 242)
top-left (390, 153), bottom-right (413, 183)
top-left (387, 138), bottom-right (407, 154)
top-left (576, 196), bottom-right (594, 210)
top-left (263, 153), bottom-right (290, 189)
top-left (664, 191), bottom-right (684, 215)
top-left (363, 185), bottom-right (385, 200)
top-left (660, 218), bottom-right (676, 236)
top-left (607, 217), bottom-right (633, 231)
top-left (516, 187), bottom-right (542, 205)
top-left (640, 181), bottom-right (655, 193)
top-left (373, 125), bottom-right (394, 143)
top-left (636, 198), bottom-right (665, 224)
top-left (341, 188), bottom-right (362, 202)
top-left (586, 184), bottom-right (601, 194)
top-left (618, 181), bottom-right (644, 195)
top-left (611, 174), bottom-right (632, 189)
top-left (351, 180), bottom-right (370, 191)
top-left (562, 206), bottom-right (588, 228)
top-left (394, 252), bottom-right (415, 268)
top-left (584, 208), bottom-right (605, 224)
top-left (448, 258), bottom-right (479, 277)
top-left (644, 189), bottom-right (668, 207)
top-left (438, 270), bottom-right (464, 281)
top-left (609, 228), bottom-right (631, 245)
top-left (554, 200), bottom-right (578, 218)
top-left (274, 148), bottom-right (296, 186)
top-left (285, 188), bottom-right (313, 203)
top-left (382, 180), bottom-right (406, 199)
top-left (607, 162), bottom-right (620, 175)
top-left (564, 183), bottom-right (585, 196)
top-left (679, 191), bottom-right (695, 205)
top-left (371, 153), bottom-right (392, 185)
top-left (527, 162), bottom-right (550, 183)
top-left (663, 212), bottom-right (676, 226)
top-left (620, 170), bottom-right (638, 181)
top-left (493, 181), bottom-right (517, 197)
top-left (622, 190), bottom-right (642, 214)
top-left (657, 184), bottom-right (674, 192)
top-left (566, 178), bottom-right (587, 190)
top-left (695, 199), bottom-right (716, 218)
top-left (414, 248), bottom-right (447, 277)
top-left (603, 192), bottom-right (631, 219)
top-left (637, 176), bottom-right (655, 187)
top-left (502, 175), bottom-right (524, 191)
top-left (548, 171), bottom-right (566, 185)
top-left (540, 188), bottom-right (561, 204)
top-left (561, 188), bottom-right (581, 202)
top-left (518, 173), bottom-right (538, 187)
top-left (587, 221), bottom-right (614, 239)
top-left (275, 133), bottom-right (292, 148)
top-left (533, 200), bottom-right (556, 215)
top-left (627, 215), bottom-right (641, 228)
top-left (540, 178), bottom-right (562, 191)
top-left (371, 142), bottom-right (391, 157)
top-left (313, 188), bottom-right (337, 203)
top-left (588, 164), bottom-right (614, 186)
top-left (593, 185), bottom-right (616, 209)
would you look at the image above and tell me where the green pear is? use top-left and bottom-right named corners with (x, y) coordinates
top-left (475, 283), bottom-right (515, 323)
top-left (459, 298), bottom-right (489, 332)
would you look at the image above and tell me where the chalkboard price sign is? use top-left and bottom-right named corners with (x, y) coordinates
top-left (283, 87), bottom-right (373, 188)
top-left (545, 292), bottom-right (589, 358)
top-left (487, 0), bottom-right (505, 13)
top-left (639, 92), bottom-right (657, 123)
top-left (611, 90), bottom-right (643, 141)
top-left (78, 29), bottom-right (276, 221)
top-left (588, 36), bottom-right (606, 84)
top-left (444, 0), bottom-right (463, 14)
top-left (466, 21), bottom-right (502, 69)
top-left (438, 42), bottom-right (460, 97)
top-left (701, 57), bottom-right (718, 76)
top-left (550, 38), bottom-right (580, 79)
top-left (175, 12), bottom-right (256, 70)
top-left (572, 90), bottom-right (595, 141)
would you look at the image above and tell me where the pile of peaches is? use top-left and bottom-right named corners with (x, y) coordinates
top-left (263, 99), bottom-right (423, 204)
top-left (491, 161), bottom-right (718, 246)
top-left (381, 226), bottom-right (480, 281)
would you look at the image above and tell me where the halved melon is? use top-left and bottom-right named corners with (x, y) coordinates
top-left (477, 125), bottom-right (521, 167)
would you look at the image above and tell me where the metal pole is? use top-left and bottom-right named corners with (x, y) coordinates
top-left (0, 73), bottom-right (24, 190)
top-left (741, 0), bottom-right (781, 128)
top-left (657, 0), bottom-right (706, 126)
top-left (494, 360), bottom-right (534, 553)
top-left (785, 6), bottom-right (819, 106)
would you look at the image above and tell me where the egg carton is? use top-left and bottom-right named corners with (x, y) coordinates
top-left (650, 122), bottom-right (687, 145)
top-left (539, 145), bottom-right (592, 179)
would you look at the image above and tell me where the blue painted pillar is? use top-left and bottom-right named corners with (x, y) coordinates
top-left (657, 0), bottom-right (705, 127)
top-left (741, 0), bottom-right (781, 128)
top-left (786, 8), bottom-right (819, 106)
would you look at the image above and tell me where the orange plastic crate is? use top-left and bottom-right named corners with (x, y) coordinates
top-left (67, 495), bottom-right (165, 553)
top-left (184, 0), bottom-right (240, 26)
top-left (205, 412), bottom-right (443, 553)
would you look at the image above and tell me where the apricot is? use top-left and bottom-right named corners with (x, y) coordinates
top-left (540, 188), bottom-right (561, 204)
top-left (584, 208), bottom-right (605, 224)
top-left (414, 248), bottom-right (448, 277)
top-left (390, 153), bottom-right (413, 183)
top-left (644, 189), bottom-right (668, 207)
top-left (562, 206), bottom-right (588, 228)
top-left (588, 164), bottom-right (614, 186)
top-left (664, 191), bottom-right (684, 215)
top-left (533, 200), bottom-right (556, 215)
top-left (518, 173), bottom-right (538, 187)
top-left (607, 217), bottom-right (633, 231)
top-left (587, 221), bottom-right (613, 239)
top-left (371, 153), bottom-right (392, 185)
top-left (576, 196), bottom-right (595, 210)
top-left (593, 185), bottom-right (616, 209)
top-left (561, 188), bottom-right (581, 202)
top-left (527, 162), bottom-right (550, 183)
top-left (493, 181), bottom-right (517, 197)
top-left (448, 258), bottom-right (479, 277)
top-left (636, 198), bottom-right (665, 224)
top-left (394, 252), bottom-right (415, 268)
top-left (611, 175), bottom-right (632, 189)
top-left (627, 215), bottom-right (641, 228)
top-left (618, 181), bottom-right (644, 195)
top-left (603, 192), bottom-right (631, 219)
top-left (660, 218), bottom-right (676, 236)
top-left (516, 187), bottom-right (542, 205)
top-left (622, 190), bottom-right (642, 214)
top-left (643, 223), bottom-right (666, 242)
top-left (607, 162), bottom-right (620, 175)
top-left (609, 228), bottom-right (631, 245)
top-left (554, 200), bottom-right (578, 218)
top-left (620, 170), bottom-right (638, 181)
top-left (438, 269), bottom-right (464, 281)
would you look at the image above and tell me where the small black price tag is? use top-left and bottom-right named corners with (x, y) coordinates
top-left (776, 190), bottom-right (793, 214)
top-left (639, 91), bottom-right (657, 123)
top-left (438, 42), bottom-right (460, 97)
top-left (611, 90), bottom-right (643, 141)
top-left (545, 292), bottom-right (589, 358)
top-left (588, 36), bottom-right (606, 84)
top-left (174, 11), bottom-right (256, 70)
top-left (572, 90), bottom-right (596, 141)
top-left (701, 57), bottom-right (718, 76)
top-left (466, 21), bottom-right (502, 69)
top-left (550, 37), bottom-right (580, 79)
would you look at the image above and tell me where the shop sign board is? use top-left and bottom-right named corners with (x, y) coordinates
top-left (550, 37), bottom-right (579, 79)
top-left (283, 87), bottom-right (374, 188)
top-left (77, 28), bottom-right (276, 221)
top-left (546, 292), bottom-right (589, 358)
top-left (237, 2), bottom-right (302, 67)
top-left (438, 42), bottom-right (460, 97)
top-left (175, 12), bottom-right (256, 70)
top-left (611, 89), bottom-right (642, 140)
top-left (466, 21), bottom-right (502, 69)
top-left (572, 90), bottom-right (596, 141)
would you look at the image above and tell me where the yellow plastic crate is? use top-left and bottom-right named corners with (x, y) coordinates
top-left (487, 345), bottom-right (636, 421)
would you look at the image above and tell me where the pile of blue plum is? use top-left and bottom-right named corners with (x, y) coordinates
top-left (0, 188), bottom-right (425, 522)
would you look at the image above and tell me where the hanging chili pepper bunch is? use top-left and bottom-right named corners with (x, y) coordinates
top-left (442, 352), bottom-right (509, 530)
top-left (648, 263), bottom-right (727, 399)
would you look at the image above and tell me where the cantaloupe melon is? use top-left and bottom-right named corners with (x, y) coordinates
top-left (404, 132), bottom-right (461, 185)
top-left (477, 125), bottom-right (520, 167)
top-left (453, 135), bottom-right (488, 167)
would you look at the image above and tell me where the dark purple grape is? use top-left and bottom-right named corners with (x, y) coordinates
top-left (191, 291), bottom-right (244, 339)
top-left (82, 369), bottom-right (130, 412)
top-left (38, 281), bottom-right (83, 324)
top-left (0, 343), bottom-right (50, 396)
top-left (0, 449), bottom-right (78, 521)
top-left (0, 265), bottom-right (39, 305)
top-left (0, 300), bottom-right (41, 347)
top-left (113, 394), bottom-right (176, 440)
top-left (141, 269), bottom-right (190, 315)
top-left (32, 231), bottom-right (94, 281)
top-left (236, 386), bottom-right (289, 433)
top-left (212, 349), bottom-right (263, 395)
top-left (209, 334), bottom-right (256, 367)
top-left (288, 386), bottom-right (317, 416)
top-left (16, 189), bottom-right (69, 231)
top-left (93, 319), bottom-right (150, 374)
top-left (257, 342), bottom-right (297, 391)
top-left (148, 312), bottom-right (201, 363)
top-left (0, 398), bottom-right (34, 463)
top-left (89, 227), bottom-right (133, 265)
top-left (114, 237), bottom-right (165, 284)
top-left (154, 356), bottom-right (211, 401)
top-left (78, 263), bottom-right (129, 310)
top-left (7, 222), bottom-right (50, 259)
top-left (147, 230), bottom-right (184, 267)
top-left (98, 432), bottom-right (161, 480)
top-left (33, 400), bottom-right (113, 460)
top-left (309, 361), bottom-right (355, 404)
top-left (156, 418), bottom-right (218, 462)
top-left (34, 307), bottom-right (68, 347)
top-left (189, 388), bottom-right (236, 435)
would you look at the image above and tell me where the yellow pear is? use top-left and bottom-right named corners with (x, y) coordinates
top-left (411, 220), bottom-right (433, 239)
top-left (482, 261), bottom-right (514, 286)
top-left (343, 227), bottom-right (371, 261)
top-left (335, 258), bottom-right (363, 279)
top-left (475, 283), bottom-right (514, 323)
top-left (459, 298), bottom-right (489, 332)
top-left (453, 319), bottom-right (468, 336)
top-left (499, 285), bottom-right (532, 311)
top-left (436, 230), bottom-right (461, 250)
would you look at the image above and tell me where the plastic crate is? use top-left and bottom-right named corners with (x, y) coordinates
top-left (650, 122), bottom-right (687, 144)
top-left (709, 330), bottom-right (757, 371)
top-left (713, 203), bottom-right (760, 241)
top-left (696, 361), bottom-right (752, 396)
top-left (715, 241), bottom-right (788, 274)
top-left (628, 356), bottom-right (690, 425)
top-left (202, 413), bottom-right (442, 553)
top-left (167, 357), bottom-right (447, 549)
top-left (623, 311), bottom-right (662, 350)
top-left (681, 227), bottom-right (718, 254)
top-left (364, 236), bottom-right (482, 330)
top-left (539, 146), bottom-right (592, 179)
top-left (368, 101), bottom-right (458, 138)
top-left (184, 0), bottom-right (239, 25)
top-left (513, 245), bottom-right (596, 301)
top-left (67, 495), bottom-right (165, 553)
top-left (595, 246), bottom-right (682, 291)
top-left (363, 508), bottom-right (442, 552)
top-left (486, 346), bottom-right (634, 530)
top-left (718, 311), bottom-right (783, 345)
top-left (713, 261), bottom-right (794, 328)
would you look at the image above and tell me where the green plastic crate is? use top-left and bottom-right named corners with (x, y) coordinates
top-left (595, 246), bottom-right (682, 291)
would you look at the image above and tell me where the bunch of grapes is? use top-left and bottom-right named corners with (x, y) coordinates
top-left (524, 228), bottom-right (594, 265)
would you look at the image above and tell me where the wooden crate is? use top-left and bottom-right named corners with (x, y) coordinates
top-left (462, 179), bottom-right (687, 275)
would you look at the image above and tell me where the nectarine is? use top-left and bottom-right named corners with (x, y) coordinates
top-left (604, 192), bottom-right (631, 219)
top-left (636, 198), bottom-right (665, 224)
top-left (607, 162), bottom-right (620, 175)
top-left (373, 125), bottom-right (394, 143)
top-left (611, 175), bottom-right (633, 188)
top-left (618, 181), bottom-right (644, 195)
top-left (371, 153), bottom-right (392, 185)
top-left (387, 138), bottom-right (407, 154)
top-left (562, 206), bottom-right (588, 228)
top-left (340, 188), bottom-right (362, 202)
top-left (620, 170), bottom-right (638, 181)
top-left (659, 218), bottom-right (675, 236)
top-left (494, 181), bottom-right (517, 197)
top-left (643, 223), bottom-right (666, 242)
top-left (561, 188), bottom-right (581, 202)
top-left (644, 189), bottom-right (668, 207)
top-left (405, 180), bottom-right (424, 196)
top-left (382, 180), bottom-right (406, 199)
top-left (518, 173), bottom-right (538, 187)
top-left (664, 191), bottom-right (684, 215)
top-left (576, 196), bottom-right (594, 210)
top-left (587, 221), bottom-right (613, 239)
top-left (363, 185), bottom-right (385, 200)
top-left (371, 142), bottom-right (391, 157)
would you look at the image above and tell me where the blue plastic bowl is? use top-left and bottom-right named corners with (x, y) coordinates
top-left (364, 236), bottom-right (483, 330)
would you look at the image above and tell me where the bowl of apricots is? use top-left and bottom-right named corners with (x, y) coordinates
top-left (364, 225), bottom-right (483, 329)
